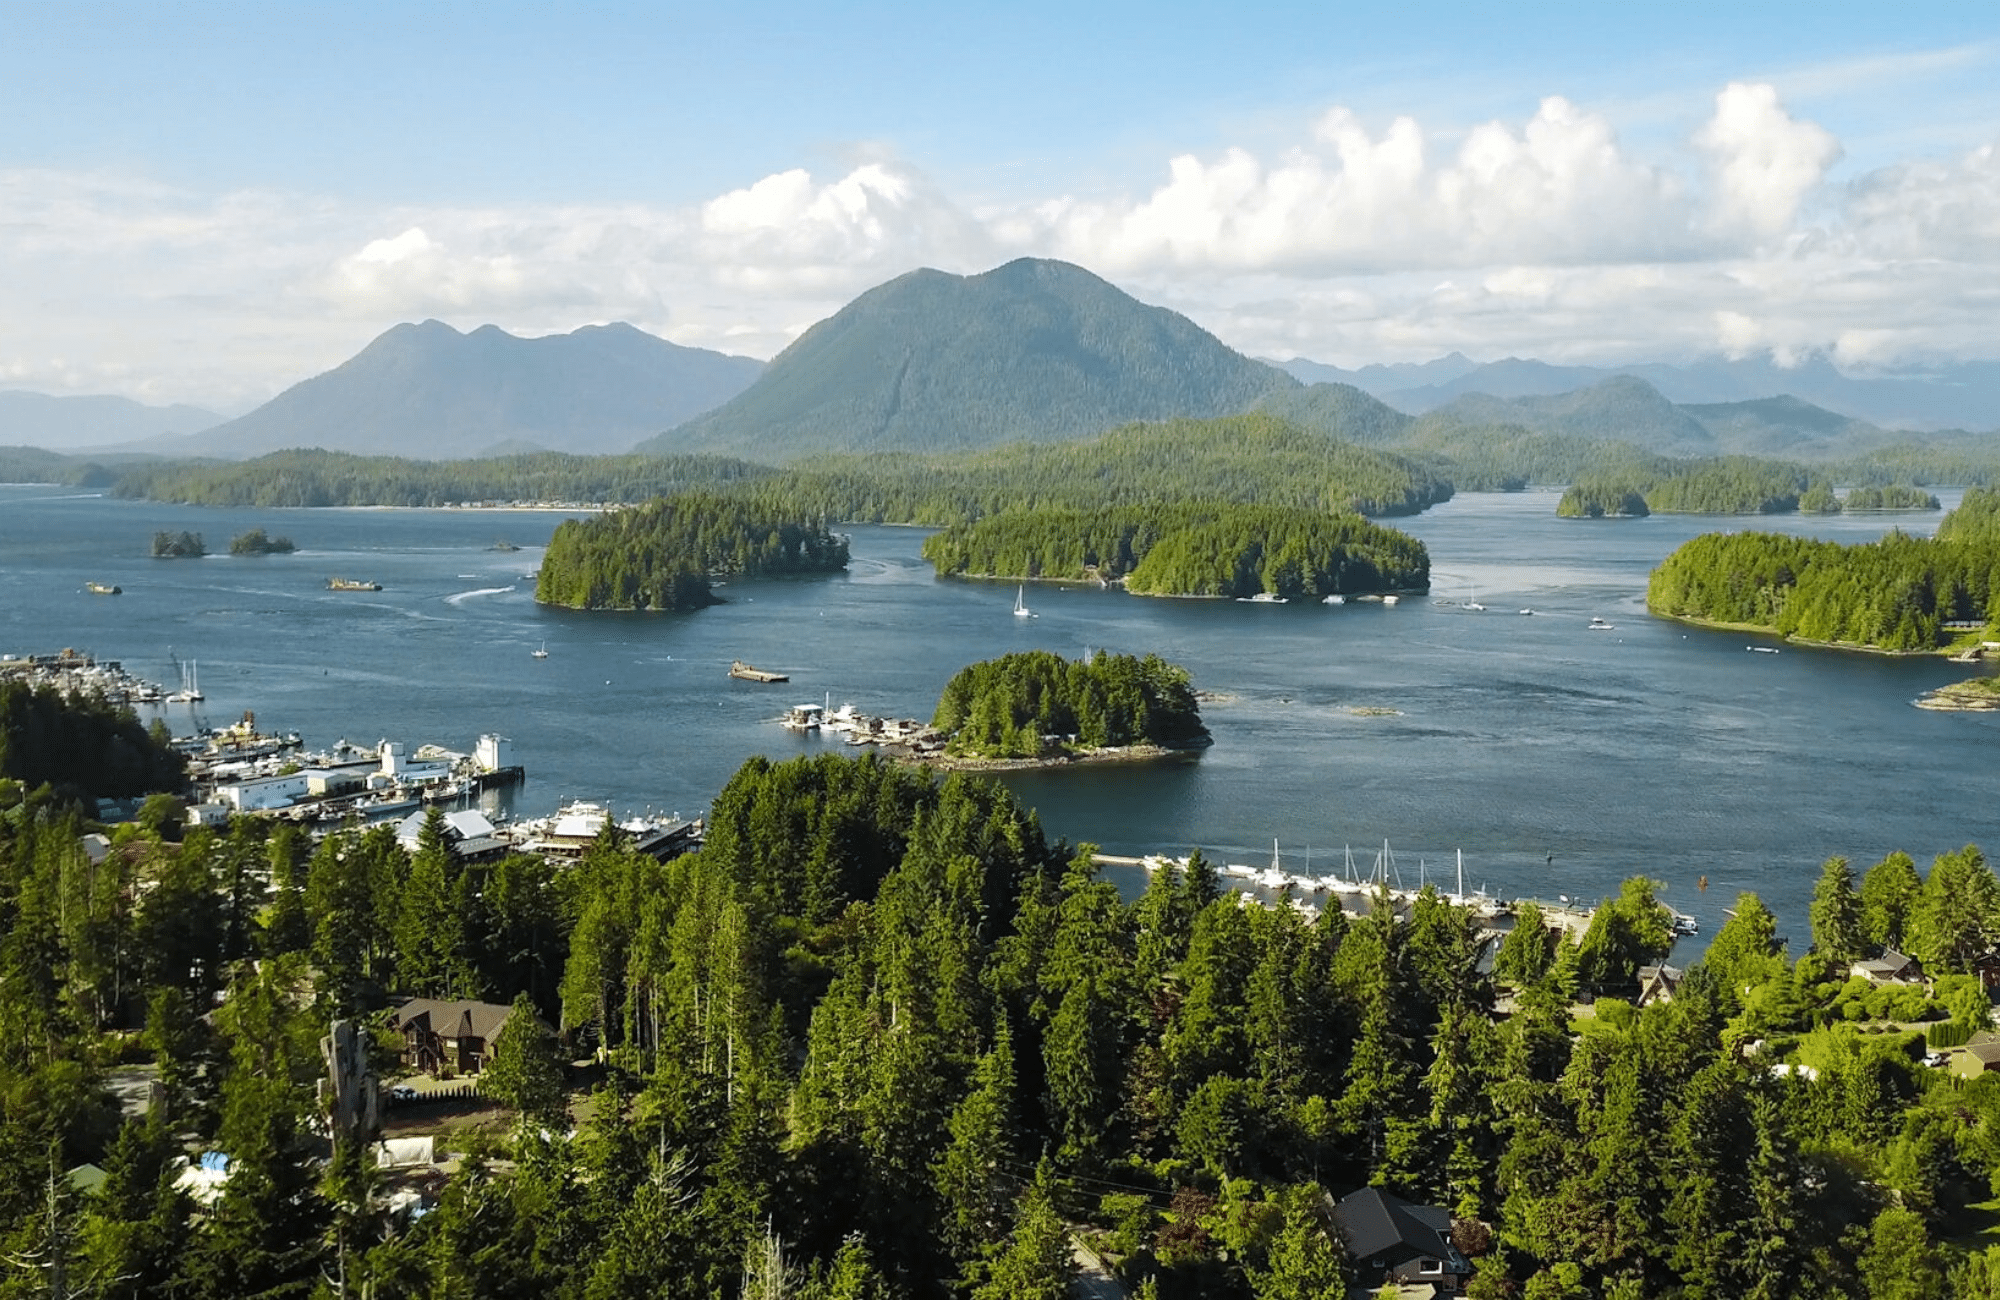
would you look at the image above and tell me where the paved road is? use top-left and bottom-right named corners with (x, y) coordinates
top-left (1069, 1237), bottom-right (1129, 1300)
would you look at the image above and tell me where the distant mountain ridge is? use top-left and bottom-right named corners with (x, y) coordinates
top-left (0, 390), bottom-right (224, 451)
top-left (1276, 353), bottom-right (2000, 432)
top-left (648, 258), bottom-right (1299, 458)
top-left (182, 321), bottom-right (763, 460)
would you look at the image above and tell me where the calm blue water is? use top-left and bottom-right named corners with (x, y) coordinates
top-left (1, 485), bottom-right (1992, 939)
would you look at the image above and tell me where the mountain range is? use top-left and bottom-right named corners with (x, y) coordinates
top-left (0, 390), bottom-right (224, 452)
top-left (1274, 353), bottom-right (2000, 433)
top-left (646, 258), bottom-right (1299, 457)
top-left (162, 321), bottom-right (764, 460)
top-left (7, 257), bottom-right (1999, 469)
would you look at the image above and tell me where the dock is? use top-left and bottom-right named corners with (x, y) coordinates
top-left (729, 660), bottom-right (789, 683)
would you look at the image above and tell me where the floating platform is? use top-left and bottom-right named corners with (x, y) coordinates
top-left (729, 660), bottom-right (788, 683)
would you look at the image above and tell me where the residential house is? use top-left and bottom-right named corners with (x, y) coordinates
top-left (1330, 1186), bottom-right (1474, 1296)
top-left (1851, 950), bottom-right (1924, 985)
top-left (391, 997), bottom-right (538, 1076)
top-left (1636, 964), bottom-right (1684, 1006)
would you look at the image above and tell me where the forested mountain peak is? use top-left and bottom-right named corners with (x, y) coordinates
top-left (176, 320), bottom-right (765, 460)
top-left (647, 257), bottom-right (1300, 459)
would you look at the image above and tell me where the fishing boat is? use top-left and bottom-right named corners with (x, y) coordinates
top-left (1013, 585), bottom-right (1035, 618)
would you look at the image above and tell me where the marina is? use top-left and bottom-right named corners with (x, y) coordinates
top-left (1, 487), bottom-right (1992, 939)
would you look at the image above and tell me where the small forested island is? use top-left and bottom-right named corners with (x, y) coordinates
top-left (1647, 488), bottom-right (2000, 652)
top-left (922, 501), bottom-right (1429, 598)
top-left (1558, 457), bottom-right (1829, 517)
top-left (149, 529), bottom-right (206, 557)
top-left (930, 649), bottom-right (1209, 761)
top-left (535, 492), bottom-right (849, 610)
top-left (227, 527), bottom-right (296, 555)
top-left (1845, 484), bottom-right (1943, 511)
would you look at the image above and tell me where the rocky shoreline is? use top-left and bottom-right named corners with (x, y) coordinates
top-left (1915, 678), bottom-right (2000, 712)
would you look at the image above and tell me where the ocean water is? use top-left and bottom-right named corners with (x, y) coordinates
top-left (1, 484), bottom-right (1991, 938)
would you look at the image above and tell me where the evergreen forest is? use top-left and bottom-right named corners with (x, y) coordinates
top-left (534, 494), bottom-right (850, 611)
top-left (921, 502), bottom-right (1430, 598)
top-left (929, 651), bottom-right (1209, 757)
top-left (6, 754), bottom-right (2000, 1296)
top-left (1647, 488), bottom-right (2000, 650)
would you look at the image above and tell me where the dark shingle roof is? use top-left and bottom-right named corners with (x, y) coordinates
top-left (1331, 1186), bottom-right (1470, 1273)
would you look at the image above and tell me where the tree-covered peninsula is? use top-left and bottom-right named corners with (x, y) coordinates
top-left (1647, 488), bottom-right (2000, 651)
top-left (930, 650), bottom-right (1209, 759)
top-left (534, 493), bottom-right (849, 610)
top-left (921, 501), bottom-right (1429, 598)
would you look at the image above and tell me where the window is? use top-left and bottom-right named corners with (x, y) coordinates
top-left (1420, 1258), bottom-right (1443, 1274)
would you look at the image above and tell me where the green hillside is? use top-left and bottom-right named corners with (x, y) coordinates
top-left (649, 258), bottom-right (1299, 457)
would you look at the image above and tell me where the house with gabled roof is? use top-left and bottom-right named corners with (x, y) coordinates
top-left (1329, 1185), bottom-right (1473, 1296)
top-left (1851, 950), bottom-right (1924, 985)
top-left (391, 997), bottom-right (543, 1076)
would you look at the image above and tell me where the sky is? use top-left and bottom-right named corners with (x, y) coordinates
top-left (3, 1), bottom-right (2000, 413)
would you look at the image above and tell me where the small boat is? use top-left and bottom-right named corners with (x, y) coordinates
top-left (327, 577), bottom-right (381, 591)
top-left (1381, 594), bottom-right (1400, 606)
top-left (1519, 608), bottom-right (1537, 616)
top-left (1322, 594), bottom-right (1345, 606)
top-left (1013, 585), bottom-right (1035, 618)
top-left (1464, 581), bottom-right (1485, 612)
top-left (531, 642), bottom-right (549, 659)
top-left (1747, 645), bottom-right (1780, 655)
top-left (1238, 592), bottom-right (1288, 604)
top-left (729, 660), bottom-right (788, 683)
top-left (85, 582), bottom-right (121, 595)
top-left (781, 703), bottom-right (824, 731)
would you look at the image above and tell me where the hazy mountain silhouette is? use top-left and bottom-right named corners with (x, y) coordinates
top-left (183, 321), bottom-right (763, 459)
top-left (0, 390), bottom-right (224, 451)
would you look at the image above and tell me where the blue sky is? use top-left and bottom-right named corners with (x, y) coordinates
top-left (3, 2), bottom-right (1999, 409)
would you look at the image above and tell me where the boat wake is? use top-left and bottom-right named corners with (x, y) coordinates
top-left (444, 585), bottom-right (517, 605)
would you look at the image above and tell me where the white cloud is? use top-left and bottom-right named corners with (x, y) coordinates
top-left (3, 80), bottom-right (2000, 410)
top-left (1696, 82), bottom-right (1842, 241)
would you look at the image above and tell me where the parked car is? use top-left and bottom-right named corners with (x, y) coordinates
top-left (389, 1085), bottom-right (418, 1102)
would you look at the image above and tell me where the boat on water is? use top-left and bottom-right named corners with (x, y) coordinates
top-left (1588, 616), bottom-right (1616, 631)
top-left (1238, 592), bottom-right (1288, 604)
top-left (1013, 585), bottom-right (1036, 618)
top-left (1519, 608), bottom-right (1537, 616)
top-left (729, 660), bottom-right (789, 683)
top-left (1382, 594), bottom-right (1400, 606)
top-left (85, 582), bottom-right (121, 595)
top-left (1465, 581), bottom-right (1485, 612)
top-left (1747, 645), bottom-right (1780, 655)
top-left (1322, 593), bottom-right (1345, 605)
top-left (781, 703), bottom-right (824, 731)
top-left (531, 642), bottom-right (549, 659)
top-left (327, 577), bottom-right (381, 591)
top-left (164, 658), bottom-right (203, 703)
